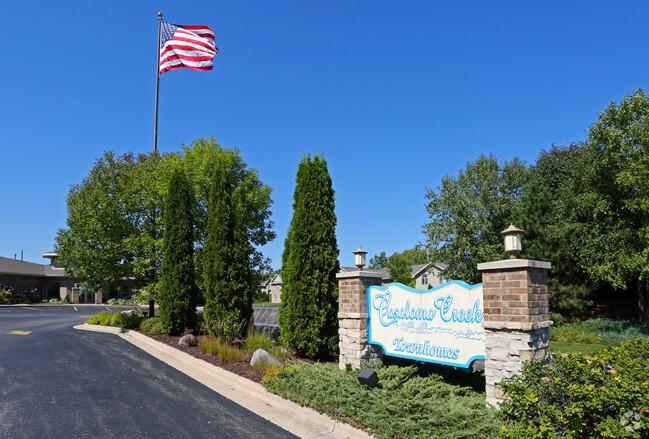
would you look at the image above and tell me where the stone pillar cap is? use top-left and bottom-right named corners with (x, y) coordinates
top-left (336, 271), bottom-right (385, 279)
top-left (477, 259), bottom-right (551, 271)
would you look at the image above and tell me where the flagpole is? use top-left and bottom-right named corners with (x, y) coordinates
top-left (153, 12), bottom-right (162, 155)
top-left (148, 12), bottom-right (163, 319)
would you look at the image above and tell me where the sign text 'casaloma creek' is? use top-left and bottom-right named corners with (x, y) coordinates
top-left (367, 281), bottom-right (485, 368)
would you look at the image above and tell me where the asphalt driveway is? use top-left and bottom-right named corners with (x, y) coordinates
top-left (0, 305), bottom-right (296, 439)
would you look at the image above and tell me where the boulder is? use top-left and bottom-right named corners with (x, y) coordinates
top-left (250, 348), bottom-right (280, 367)
top-left (178, 334), bottom-right (197, 347)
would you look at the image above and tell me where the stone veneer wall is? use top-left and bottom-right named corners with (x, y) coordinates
top-left (337, 271), bottom-right (384, 369)
top-left (477, 259), bottom-right (552, 406)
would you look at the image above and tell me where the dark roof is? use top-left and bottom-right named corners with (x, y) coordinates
top-left (411, 262), bottom-right (448, 278)
top-left (0, 257), bottom-right (68, 279)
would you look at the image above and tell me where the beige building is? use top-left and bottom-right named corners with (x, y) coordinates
top-left (0, 252), bottom-right (75, 300)
top-left (411, 262), bottom-right (448, 290)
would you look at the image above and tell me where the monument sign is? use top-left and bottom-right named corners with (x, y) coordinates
top-left (367, 281), bottom-right (485, 368)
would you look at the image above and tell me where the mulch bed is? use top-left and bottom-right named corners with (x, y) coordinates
top-left (143, 332), bottom-right (266, 383)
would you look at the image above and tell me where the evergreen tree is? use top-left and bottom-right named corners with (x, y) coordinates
top-left (203, 156), bottom-right (252, 341)
top-left (158, 169), bottom-right (199, 335)
top-left (513, 183), bottom-right (552, 261)
top-left (279, 154), bottom-right (339, 359)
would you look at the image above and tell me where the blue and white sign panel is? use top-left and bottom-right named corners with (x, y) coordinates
top-left (367, 281), bottom-right (485, 368)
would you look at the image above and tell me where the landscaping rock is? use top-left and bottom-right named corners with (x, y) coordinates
top-left (178, 334), bottom-right (197, 347)
top-left (250, 349), bottom-right (280, 367)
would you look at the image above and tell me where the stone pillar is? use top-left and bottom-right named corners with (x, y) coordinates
top-left (59, 286), bottom-right (70, 301)
top-left (70, 285), bottom-right (80, 304)
top-left (94, 291), bottom-right (103, 304)
top-left (337, 271), bottom-right (384, 370)
top-left (477, 259), bottom-right (552, 407)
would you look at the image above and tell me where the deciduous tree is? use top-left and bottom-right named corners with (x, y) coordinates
top-left (55, 152), bottom-right (163, 293)
top-left (565, 90), bottom-right (649, 321)
top-left (424, 154), bottom-right (528, 283)
top-left (55, 138), bottom-right (275, 302)
top-left (368, 252), bottom-right (388, 269)
top-left (386, 253), bottom-right (412, 285)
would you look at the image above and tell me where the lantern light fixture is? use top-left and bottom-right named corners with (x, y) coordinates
top-left (501, 224), bottom-right (524, 259)
top-left (353, 247), bottom-right (368, 270)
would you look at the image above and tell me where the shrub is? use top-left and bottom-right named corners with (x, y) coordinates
top-left (499, 338), bottom-right (649, 438)
top-left (194, 312), bottom-right (204, 333)
top-left (575, 319), bottom-right (649, 345)
top-left (548, 312), bottom-right (565, 326)
top-left (139, 317), bottom-right (160, 333)
top-left (110, 311), bottom-right (144, 329)
top-left (264, 362), bottom-right (500, 438)
top-left (550, 325), bottom-right (603, 344)
top-left (201, 315), bottom-right (248, 343)
top-left (0, 288), bottom-right (41, 304)
top-left (262, 363), bottom-right (283, 381)
top-left (87, 311), bottom-right (112, 326)
top-left (148, 321), bottom-right (165, 335)
top-left (256, 291), bottom-right (270, 303)
top-left (550, 319), bottom-right (649, 346)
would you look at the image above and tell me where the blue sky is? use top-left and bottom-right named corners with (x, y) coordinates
top-left (1, 1), bottom-right (648, 269)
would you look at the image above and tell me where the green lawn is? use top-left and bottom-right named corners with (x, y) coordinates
top-left (549, 341), bottom-right (609, 354)
top-left (253, 302), bottom-right (280, 307)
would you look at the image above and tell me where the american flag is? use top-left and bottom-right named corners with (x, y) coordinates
top-left (159, 22), bottom-right (218, 74)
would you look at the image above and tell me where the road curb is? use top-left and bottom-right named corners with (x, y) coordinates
top-left (74, 323), bottom-right (373, 439)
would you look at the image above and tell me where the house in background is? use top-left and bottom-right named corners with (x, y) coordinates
top-left (411, 262), bottom-right (448, 290)
top-left (262, 262), bottom-right (447, 304)
top-left (258, 273), bottom-right (284, 303)
top-left (258, 277), bottom-right (272, 299)
top-left (0, 252), bottom-right (75, 300)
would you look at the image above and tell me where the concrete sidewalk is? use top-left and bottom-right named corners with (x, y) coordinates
top-left (74, 324), bottom-right (373, 439)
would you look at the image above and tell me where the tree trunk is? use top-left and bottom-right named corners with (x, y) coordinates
top-left (638, 276), bottom-right (649, 323)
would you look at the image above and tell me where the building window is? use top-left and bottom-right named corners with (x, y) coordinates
top-left (421, 273), bottom-right (428, 285)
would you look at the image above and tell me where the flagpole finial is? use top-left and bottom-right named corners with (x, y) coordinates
top-left (158, 12), bottom-right (162, 19)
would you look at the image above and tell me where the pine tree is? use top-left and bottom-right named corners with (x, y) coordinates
top-left (158, 168), bottom-right (199, 335)
top-left (513, 183), bottom-right (552, 261)
top-left (203, 156), bottom-right (252, 341)
top-left (279, 154), bottom-right (339, 359)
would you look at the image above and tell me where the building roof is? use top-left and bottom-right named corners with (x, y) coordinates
top-left (0, 256), bottom-right (68, 279)
top-left (411, 262), bottom-right (448, 278)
